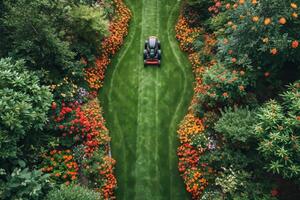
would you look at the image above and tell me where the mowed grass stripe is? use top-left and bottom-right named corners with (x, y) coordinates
top-left (99, 0), bottom-right (193, 199)
top-left (135, 0), bottom-right (160, 198)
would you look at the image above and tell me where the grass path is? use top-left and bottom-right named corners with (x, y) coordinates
top-left (99, 0), bottom-right (193, 199)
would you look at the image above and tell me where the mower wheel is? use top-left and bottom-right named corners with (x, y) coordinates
top-left (158, 50), bottom-right (161, 59)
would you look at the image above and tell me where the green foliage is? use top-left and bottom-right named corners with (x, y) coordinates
top-left (0, 58), bottom-right (52, 158)
top-left (0, 0), bottom-right (109, 80)
top-left (1, 0), bottom-right (75, 73)
top-left (215, 107), bottom-right (258, 145)
top-left (68, 4), bottom-right (109, 61)
top-left (0, 167), bottom-right (51, 200)
top-left (45, 184), bottom-right (101, 200)
top-left (255, 81), bottom-right (300, 179)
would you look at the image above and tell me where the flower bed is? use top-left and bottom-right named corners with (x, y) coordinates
top-left (42, 0), bottom-right (131, 199)
top-left (85, 0), bottom-right (131, 90)
top-left (176, 1), bottom-right (300, 199)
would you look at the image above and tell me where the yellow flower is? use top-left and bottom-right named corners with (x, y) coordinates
top-left (262, 37), bottom-right (269, 43)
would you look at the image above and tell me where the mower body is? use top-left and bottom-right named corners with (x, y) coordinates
top-left (143, 36), bottom-right (161, 66)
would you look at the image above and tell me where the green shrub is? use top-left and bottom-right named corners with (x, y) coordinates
top-left (0, 58), bottom-right (52, 158)
top-left (45, 184), bottom-right (101, 200)
top-left (68, 4), bottom-right (109, 61)
top-left (255, 81), bottom-right (300, 179)
top-left (0, 167), bottom-right (51, 200)
top-left (214, 107), bottom-right (258, 145)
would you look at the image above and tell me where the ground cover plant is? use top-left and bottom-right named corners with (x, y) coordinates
top-left (176, 0), bottom-right (300, 199)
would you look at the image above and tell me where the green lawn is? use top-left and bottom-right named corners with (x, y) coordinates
top-left (99, 0), bottom-right (193, 199)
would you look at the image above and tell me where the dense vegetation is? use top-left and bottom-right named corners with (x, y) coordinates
top-left (0, 0), bottom-right (130, 199)
top-left (176, 0), bottom-right (300, 199)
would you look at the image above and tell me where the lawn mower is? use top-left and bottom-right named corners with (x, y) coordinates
top-left (143, 36), bottom-right (161, 66)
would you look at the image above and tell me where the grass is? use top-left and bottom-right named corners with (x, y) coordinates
top-left (99, 0), bottom-right (194, 199)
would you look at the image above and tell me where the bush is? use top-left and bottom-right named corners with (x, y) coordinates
top-left (214, 107), bottom-right (258, 145)
top-left (198, 63), bottom-right (250, 109)
top-left (0, 167), bottom-right (51, 200)
top-left (68, 4), bottom-right (109, 61)
top-left (255, 81), bottom-right (300, 179)
top-left (0, 58), bottom-right (52, 158)
top-left (45, 184), bottom-right (101, 200)
top-left (217, 0), bottom-right (300, 71)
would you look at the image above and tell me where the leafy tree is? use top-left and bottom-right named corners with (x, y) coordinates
top-left (0, 0), bottom-right (109, 79)
top-left (68, 4), bottom-right (109, 60)
top-left (0, 58), bottom-right (52, 158)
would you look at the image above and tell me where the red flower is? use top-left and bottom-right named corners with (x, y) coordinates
top-left (51, 102), bottom-right (57, 110)
top-left (264, 72), bottom-right (270, 77)
top-left (270, 48), bottom-right (278, 55)
top-left (59, 125), bottom-right (64, 130)
top-left (271, 189), bottom-right (279, 197)
top-left (292, 40), bottom-right (299, 49)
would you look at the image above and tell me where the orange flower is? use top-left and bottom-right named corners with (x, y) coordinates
top-left (292, 40), bottom-right (299, 48)
top-left (239, 85), bottom-right (245, 91)
top-left (292, 12), bottom-right (298, 18)
top-left (270, 48), bottom-right (278, 55)
top-left (279, 17), bottom-right (287, 25)
top-left (239, 0), bottom-right (245, 4)
top-left (252, 16), bottom-right (259, 22)
top-left (225, 3), bottom-right (231, 9)
top-left (264, 18), bottom-right (271, 25)
top-left (231, 58), bottom-right (237, 63)
top-left (223, 92), bottom-right (229, 97)
top-left (252, 0), bottom-right (258, 4)
top-left (291, 3), bottom-right (298, 9)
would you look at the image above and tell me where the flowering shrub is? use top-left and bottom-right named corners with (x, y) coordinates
top-left (82, 99), bottom-right (111, 157)
top-left (85, 0), bottom-right (131, 90)
top-left (217, 0), bottom-right (300, 71)
top-left (82, 151), bottom-right (117, 199)
top-left (176, 15), bottom-right (203, 53)
top-left (52, 102), bottom-right (91, 147)
top-left (41, 149), bottom-right (79, 185)
top-left (199, 64), bottom-right (250, 109)
top-left (177, 114), bottom-right (208, 198)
